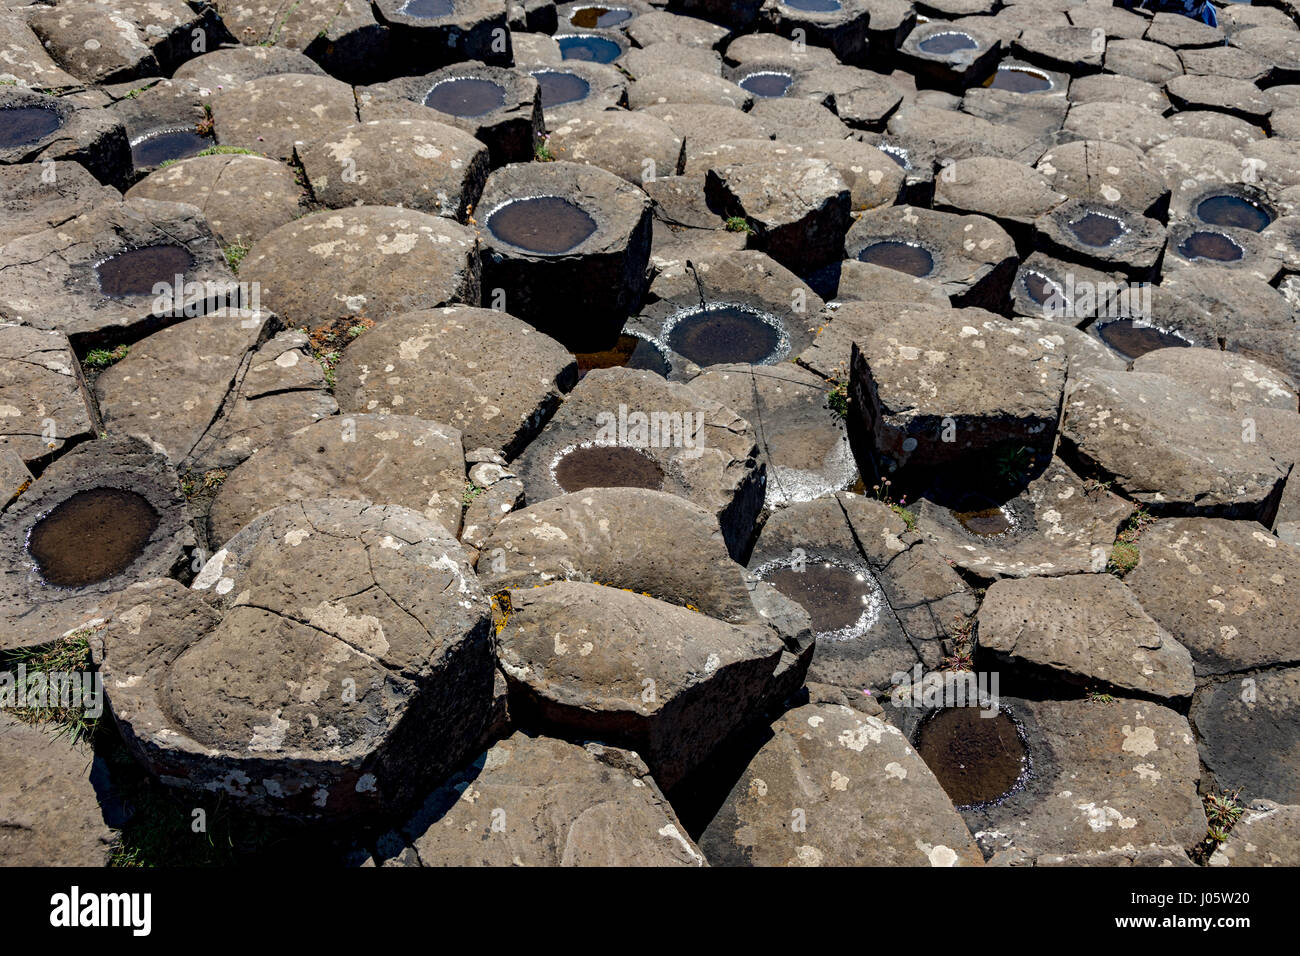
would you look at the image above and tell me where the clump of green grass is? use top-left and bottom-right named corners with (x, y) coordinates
top-left (462, 482), bottom-right (485, 506)
top-left (196, 145), bottom-right (259, 157)
top-left (725, 216), bottom-right (755, 235)
top-left (82, 344), bottom-right (129, 370)
top-left (534, 141), bottom-right (556, 162)
top-left (1107, 506), bottom-right (1155, 577)
top-left (1202, 790), bottom-right (1246, 846)
top-left (1, 630), bottom-right (98, 744)
top-left (223, 240), bottom-right (251, 273)
top-left (1086, 689), bottom-right (1115, 704)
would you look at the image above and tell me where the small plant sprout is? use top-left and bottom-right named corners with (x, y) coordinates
top-left (725, 216), bottom-right (755, 235)
top-left (871, 478), bottom-right (916, 531)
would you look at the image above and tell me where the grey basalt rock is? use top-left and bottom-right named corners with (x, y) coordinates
top-left (943, 697), bottom-right (1205, 861)
top-left (1033, 198), bottom-right (1167, 280)
top-left (0, 87), bottom-right (131, 189)
top-left (240, 206), bottom-right (480, 332)
top-left (106, 78), bottom-right (210, 180)
top-left (628, 248), bottom-right (823, 378)
top-left (496, 580), bottom-right (795, 789)
top-left (0, 16), bottom-right (79, 89)
top-left (628, 67), bottom-right (753, 110)
top-left (747, 493), bottom-right (977, 693)
top-left (640, 103), bottom-right (772, 173)
top-left (1210, 801), bottom-right (1300, 867)
top-left (932, 156), bottom-right (1067, 243)
top-left (1063, 101), bottom-right (1176, 152)
top-left (698, 701), bottom-right (985, 866)
top-left (844, 204), bottom-right (1019, 310)
top-left (899, 20), bottom-right (1002, 92)
top-left (475, 161), bottom-right (652, 348)
top-left (1191, 668), bottom-right (1300, 804)
top-left (705, 157), bottom-right (851, 276)
top-left (209, 73), bottom-right (357, 162)
top-left (1127, 518), bottom-right (1300, 676)
top-left (0, 325), bottom-right (96, 469)
top-left (0, 713), bottom-right (115, 867)
top-left (1103, 38), bottom-right (1184, 85)
top-left (334, 305), bottom-right (575, 459)
top-left (911, 456), bottom-right (1131, 580)
top-left (512, 367), bottom-right (765, 560)
top-left (298, 119), bottom-right (490, 222)
top-left (0, 436), bottom-right (193, 653)
top-left (0, 197), bottom-right (236, 351)
top-left (528, 62), bottom-right (628, 124)
top-left (208, 414), bottom-right (466, 548)
top-left (0, 161), bottom-right (121, 246)
top-left (96, 499), bottom-right (497, 822)
top-left (977, 574), bottom-right (1195, 700)
top-left (545, 108), bottom-right (685, 185)
top-left (371, 0), bottom-right (512, 72)
top-left (760, 0), bottom-right (871, 65)
top-left (477, 486), bottom-right (767, 626)
top-left (211, 0), bottom-right (391, 84)
top-left (362, 65), bottom-right (542, 166)
top-left (1060, 369), bottom-right (1289, 519)
top-left (172, 46), bottom-right (328, 90)
top-left (26, 0), bottom-right (224, 85)
top-left (379, 732), bottom-right (706, 866)
top-left (1035, 139), bottom-right (1170, 220)
top-left (126, 153), bottom-right (307, 247)
top-left (848, 308), bottom-right (1067, 470)
top-left (690, 362), bottom-right (855, 508)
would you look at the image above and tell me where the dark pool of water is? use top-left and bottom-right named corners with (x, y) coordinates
top-left (1195, 194), bottom-right (1272, 232)
top-left (0, 106), bottom-right (63, 148)
top-left (763, 562), bottom-right (875, 634)
top-left (858, 240), bottom-right (935, 277)
top-left (740, 71), bottom-right (794, 98)
top-left (553, 445), bottom-right (666, 493)
top-left (783, 0), bottom-right (843, 11)
top-left (425, 77), bottom-right (507, 116)
top-left (1178, 229), bottom-right (1245, 262)
top-left (488, 197), bottom-right (597, 254)
top-left (665, 304), bottom-right (783, 367)
top-left (574, 334), bottom-right (671, 379)
top-left (1095, 319), bottom-right (1192, 361)
top-left (131, 128), bottom-right (212, 168)
top-left (28, 488), bottom-right (159, 588)
top-left (569, 5), bottom-right (632, 28)
top-left (952, 495), bottom-right (1013, 537)
top-left (1020, 270), bottom-right (1062, 306)
top-left (1068, 211), bottom-right (1126, 248)
top-left (987, 67), bottom-right (1052, 93)
top-left (399, 0), bottom-right (456, 17)
top-left (879, 145), bottom-right (908, 169)
top-left (96, 245), bottom-right (196, 298)
top-left (532, 70), bottom-right (592, 109)
top-left (915, 707), bottom-right (1028, 808)
top-left (919, 32), bottom-right (978, 55)
top-left (558, 34), bottom-right (622, 63)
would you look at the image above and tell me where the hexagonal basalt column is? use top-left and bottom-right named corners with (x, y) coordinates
top-left (844, 205), bottom-right (1018, 310)
top-left (95, 499), bottom-right (497, 822)
top-left (476, 161), bottom-right (652, 349)
top-left (512, 367), bottom-right (765, 560)
top-left (364, 64), bottom-right (542, 166)
top-left (0, 197), bottom-right (236, 350)
top-left (760, 0), bottom-right (871, 65)
top-left (240, 206), bottom-right (480, 331)
top-left (0, 437), bottom-right (193, 652)
top-left (372, 0), bottom-right (511, 70)
top-left (0, 88), bottom-right (131, 190)
top-left (900, 21), bottom-right (1001, 91)
top-left (1033, 198), bottom-right (1167, 280)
